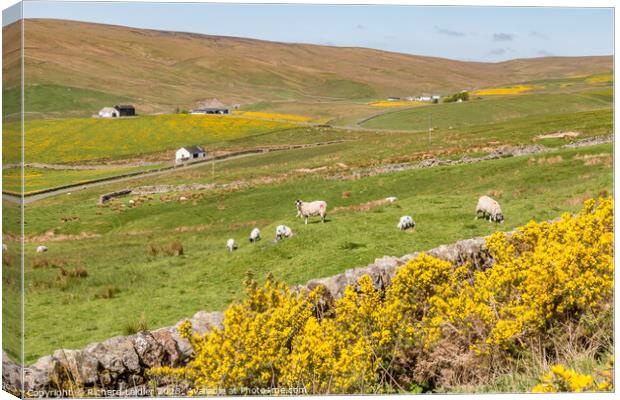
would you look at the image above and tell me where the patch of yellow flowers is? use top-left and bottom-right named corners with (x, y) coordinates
top-left (233, 111), bottom-right (311, 122)
top-left (368, 101), bottom-right (428, 107)
top-left (151, 198), bottom-right (613, 393)
top-left (586, 73), bottom-right (613, 84)
top-left (472, 85), bottom-right (533, 95)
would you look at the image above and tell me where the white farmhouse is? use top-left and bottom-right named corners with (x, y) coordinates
top-left (98, 107), bottom-right (120, 118)
top-left (175, 145), bottom-right (207, 164)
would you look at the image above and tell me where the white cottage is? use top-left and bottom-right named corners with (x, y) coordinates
top-left (98, 107), bottom-right (120, 118)
top-left (176, 145), bottom-right (207, 164)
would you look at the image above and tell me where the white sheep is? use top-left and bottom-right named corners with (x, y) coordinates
top-left (385, 197), bottom-right (398, 203)
top-left (275, 225), bottom-right (293, 241)
top-left (226, 238), bottom-right (237, 252)
top-left (249, 228), bottom-right (261, 243)
top-left (475, 196), bottom-right (504, 223)
top-left (2, 244), bottom-right (7, 252)
top-left (295, 199), bottom-right (327, 224)
top-left (397, 215), bottom-right (416, 230)
top-left (36, 246), bottom-right (48, 253)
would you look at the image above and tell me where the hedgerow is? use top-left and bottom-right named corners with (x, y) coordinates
top-left (150, 198), bottom-right (613, 394)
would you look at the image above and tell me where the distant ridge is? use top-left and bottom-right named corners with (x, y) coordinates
top-left (3, 18), bottom-right (612, 113)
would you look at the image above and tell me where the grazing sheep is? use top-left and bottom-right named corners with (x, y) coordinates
top-left (128, 199), bottom-right (135, 205)
top-left (397, 215), bottom-right (416, 231)
top-left (475, 196), bottom-right (504, 223)
top-left (249, 228), bottom-right (261, 243)
top-left (295, 200), bottom-right (327, 224)
top-left (275, 225), bottom-right (293, 241)
top-left (385, 196), bottom-right (398, 203)
top-left (36, 246), bottom-right (48, 253)
top-left (179, 196), bottom-right (188, 202)
top-left (226, 238), bottom-right (237, 252)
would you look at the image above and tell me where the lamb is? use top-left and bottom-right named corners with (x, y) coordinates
top-left (36, 246), bottom-right (48, 253)
top-left (275, 225), bottom-right (293, 241)
top-left (397, 215), bottom-right (416, 230)
top-left (385, 196), bottom-right (398, 203)
top-left (226, 239), bottom-right (237, 252)
top-left (475, 196), bottom-right (504, 223)
top-left (249, 228), bottom-right (261, 243)
top-left (295, 200), bottom-right (327, 224)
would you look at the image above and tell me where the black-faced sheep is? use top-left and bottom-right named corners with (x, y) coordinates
top-left (475, 196), bottom-right (504, 223)
top-left (249, 228), bottom-right (261, 243)
top-left (397, 215), bottom-right (415, 230)
top-left (275, 225), bottom-right (293, 241)
top-left (295, 200), bottom-right (327, 224)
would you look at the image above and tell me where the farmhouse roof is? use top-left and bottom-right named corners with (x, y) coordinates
top-left (181, 145), bottom-right (205, 154)
top-left (199, 98), bottom-right (227, 108)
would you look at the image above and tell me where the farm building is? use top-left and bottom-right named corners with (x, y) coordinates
top-left (114, 104), bottom-right (136, 116)
top-left (98, 107), bottom-right (120, 118)
top-left (190, 98), bottom-right (230, 115)
top-left (176, 145), bottom-right (207, 164)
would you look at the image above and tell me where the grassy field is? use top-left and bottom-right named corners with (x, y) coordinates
top-left (2, 201), bottom-right (22, 363)
top-left (3, 84), bottom-right (135, 120)
top-left (361, 89), bottom-right (612, 130)
top-left (5, 104), bottom-right (611, 194)
top-left (2, 114), bottom-right (296, 164)
top-left (130, 108), bottom-right (612, 187)
top-left (9, 142), bottom-right (611, 363)
top-left (2, 165), bottom-right (165, 194)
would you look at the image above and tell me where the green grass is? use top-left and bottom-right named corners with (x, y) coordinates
top-left (2, 114), bottom-right (297, 164)
top-left (2, 165), bottom-right (166, 194)
top-left (2, 201), bottom-right (23, 363)
top-left (361, 90), bottom-right (612, 131)
top-left (16, 143), bottom-right (612, 363)
top-left (133, 108), bottom-right (612, 187)
top-left (2, 84), bottom-right (135, 119)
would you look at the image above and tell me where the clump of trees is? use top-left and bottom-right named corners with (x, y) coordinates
top-left (443, 91), bottom-right (470, 103)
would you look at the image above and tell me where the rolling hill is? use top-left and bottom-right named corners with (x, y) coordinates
top-left (2, 19), bottom-right (612, 116)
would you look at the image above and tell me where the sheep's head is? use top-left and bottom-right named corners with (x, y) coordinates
top-left (495, 213), bottom-right (505, 223)
top-left (295, 199), bottom-right (303, 209)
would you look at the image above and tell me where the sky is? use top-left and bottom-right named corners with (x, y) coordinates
top-left (3, 1), bottom-right (614, 62)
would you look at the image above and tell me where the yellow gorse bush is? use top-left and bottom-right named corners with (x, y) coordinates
top-left (531, 356), bottom-right (614, 392)
top-left (151, 198), bottom-right (613, 393)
